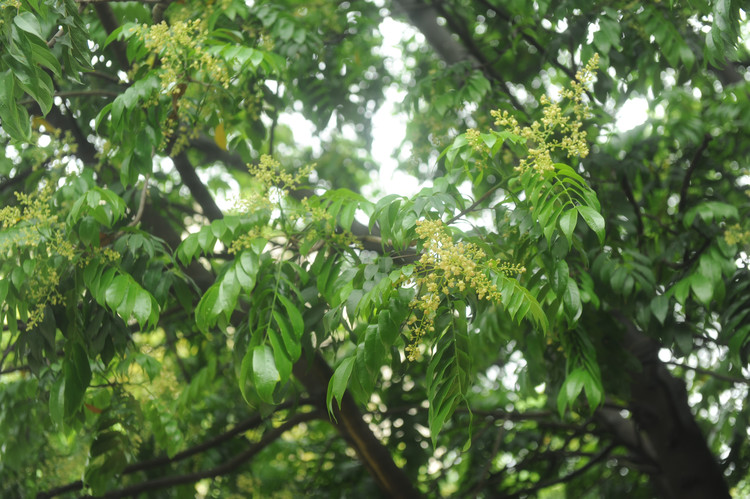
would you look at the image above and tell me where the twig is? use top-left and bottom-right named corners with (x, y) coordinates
top-left (665, 360), bottom-right (750, 385)
top-left (619, 174), bottom-right (644, 247)
top-left (446, 183), bottom-right (503, 224)
top-left (470, 425), bottom-right (505, 498)
top-left (0, 340), bottom-right (15, 372)
top-left (47, 4), bottom-right (85, 48)
top-left (87, 411), bottom-right (321, 499)
top-left (86, 70), bottom-right (123, 84)
top-left (127, 175), bottom-right (150, 227)
top-left (505, 443), bottom-right (617, 498)
top-left (38, 408), bottom-right (319, 499)
top-left (0, 366), bottom-right (31, 376)
top-left (678, 133), bottom-right (712, 213)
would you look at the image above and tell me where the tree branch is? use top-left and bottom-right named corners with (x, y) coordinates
top-left (38, 408), bottom-right (319, 499)
top-left (172, 151), bottom-right (224, 221)
top-left (612, 310), bottom-right (730, 498)
top-left (393, 0), bottom-right (523, 111)
top-left (87, 411), bottom-right (321, 499)
top-left (446, 183), bottom-right (502, 224)
top-left (93, 3), bottom-right (130, 69)
top-left (665, 360), bottom-right (750, 386)
top-left (505, 443), bottom-right (617, 498)
top-left (619, 173), bottom-right (644, 247)
top-left (678, 133), bottom-right (712, 214)
top-left (126, 175), bottom-right (150, 227)
top-left (293, 353), bottom-right (423, 499)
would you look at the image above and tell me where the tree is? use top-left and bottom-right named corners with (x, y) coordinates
top-left (1, 0), bottom-right (749, 497)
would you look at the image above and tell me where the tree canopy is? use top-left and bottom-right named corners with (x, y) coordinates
top-left (1, 0), bottom-right (750, 497)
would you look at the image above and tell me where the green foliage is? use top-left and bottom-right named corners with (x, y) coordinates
top-left (1, 0), bottom-right (749, 497)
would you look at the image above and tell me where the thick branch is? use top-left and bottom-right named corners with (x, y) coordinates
top-left (293, 353), bottom-right (422, 499)
top-left (93, 3), bottom-right (130, 69)
top-left (613, 311), bottom-right (730, 499)
top-left (84, 411), bottom-right (321, 499)
top-left (394, 0), bottom-right (523, 111)
top-left (172, 151), bottom-right (224, 221)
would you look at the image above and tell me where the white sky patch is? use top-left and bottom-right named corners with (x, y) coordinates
top-left (364, 17), bottom-right (421, 198)
top-left (615, 97), bottom-right (649, 131)
top-left (367, 86), bottom-right (418, 197)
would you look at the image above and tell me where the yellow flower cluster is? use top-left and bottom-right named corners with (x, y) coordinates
top-left (228, 226), bottom-right (268, 255)
top-left (27, 265), bottom-right (64, 328)
top-left (1, 183), bottom-right (125, 328)
top-left (405, 219), bottom-right (503, 360)
top-left (0, 186), bottom-right (73, 327)
top-left (466, 128), bottom-right (489, 170)
top-left (491, 54), bottom-right (599, 173)
top-left (132, 19), bottom-right (231, 153)
top-left (135, 20), bottom-right (230, 94)
top-left (725, 224), bottom-right (750, 246)
top-left (246, 155), bottom-right (316, 193)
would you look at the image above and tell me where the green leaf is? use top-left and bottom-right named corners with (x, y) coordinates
top-left (326, 356), bottom-right (355, 416)
top-left (559, 208), bottom-right (577, 246)
top-left (576, 205), bottom-right (605, 244)
top-left (266, 327), bottom-right (292, 384)
top-left (49, 377), bottom-right (65, 428)
top-left (557, 368), bottom-right (586, 417)
top-left (239, 346), bottom-right (254, 405)
top-left (691, 275), bottom-right (713, 306)
top-left (0, 71), bottom-right (31, 141)
top-left (132, 290), bottom-right (154, 329)
top-left (252, 345), bottom-right (279, 404)
top-left (238, 250), bottom-right (260, 289)
top-left (378, 309), bottom-right (399, 347)
top-left (563, 279), bottom-right (582, 322)
top-left (78, 216), bottom-right (100, 247)
top-left (64, 344), bottom-right (92, 418)
top-left (427, 315), bottom-right (471, 447)
top-left (105, 275), bottom-right (129, 311)
top-left (213, 266), bottom-right (240, 321)
top-left (272, 310), bottom-right (301, 362)
top-left (14, 12), bottom-right (44, 40)
top-left (651, 294), bottom-right (669, 324)
top-left (277, 294), bottom-right (304, 340)
top-left (364, 325), bottom-right (386, 375)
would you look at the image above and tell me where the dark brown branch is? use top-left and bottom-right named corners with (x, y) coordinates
top-left (505, 443), bottom-right (617, 498)
top-left (468, 425), bottom-right (505, 497)
top-left (613, 310), bottom-right (730, 498)
top-left (86, 411), bottom-right (321, 499)
top-left (293, 353), bottom-right (423, 499)
top-left (619, 173), bottom-right (644, 246)
top-left (125, 400), bottom-right (314, 474)
top-left (172, 151), bottom-right (224, 221)
top-left (87, 70), bottom-right (123, 84)
top-left (0, 339), bottom-right (15, 373)
top-left (126, 175), bottom-right (150, 227)
top-left (39, 406), bottom-right (317, 498)
top-left (430, 0), bottom-right (525, 111)
top-left (665, 360), bottom-right (750, 386)
top-left (446, 183), bottom-right (502, 224)
top-left (678, 133), bottom-right (711, 214)
top-left (93, 3), bottom-right (130, 69)
top-left (0, 365), bottom-right (31, 376)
